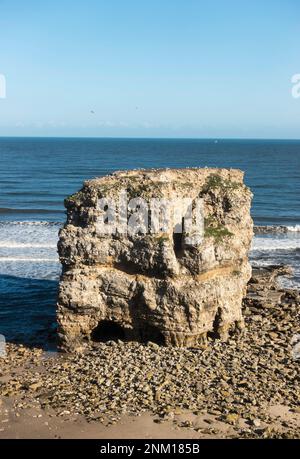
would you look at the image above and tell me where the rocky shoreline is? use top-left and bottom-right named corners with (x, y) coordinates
top-left (254, 225), bottom-right (299, 234)
top-left (0, 264), bottom-right (299, 439)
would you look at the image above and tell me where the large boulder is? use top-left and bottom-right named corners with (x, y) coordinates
top-left (57, 168), bottom-right (253, 351)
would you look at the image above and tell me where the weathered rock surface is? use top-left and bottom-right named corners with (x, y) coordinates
top-left (57, 168), bottom-right (253, 351)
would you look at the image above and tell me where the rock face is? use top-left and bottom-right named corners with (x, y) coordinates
top-left (57, 168), bottom-right (253, 352)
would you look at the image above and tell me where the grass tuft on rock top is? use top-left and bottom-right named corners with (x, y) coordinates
top-left (202, 173), bottom-right (242, 194)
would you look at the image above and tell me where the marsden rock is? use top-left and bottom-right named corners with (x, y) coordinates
top-left (57, 168), bottom-right (253, 352)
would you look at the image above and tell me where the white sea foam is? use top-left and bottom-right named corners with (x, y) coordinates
top-left (0, 242), bottom-right (57, 248)
top-left (0, 221), bottom-right (61, 226)
top-left (251, 237), bottom-right (300, 252)
top-left (0, 257), bottom-right (58, 262)
top-left (0, 221), bottom-right (60, 249)
top-left (0, 222), bottom-right (60, 279)
top-left (250, 232), bottom-right (300, 288)
top-left (286, 225), bottom-right (300, 232)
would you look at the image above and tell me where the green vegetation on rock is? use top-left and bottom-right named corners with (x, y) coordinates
top-left (65, 190), bottom-right (85, 206)
top-left (202, 173), bottom-right (242, 193)
top-left (204, 216), bottom-right (233, 241)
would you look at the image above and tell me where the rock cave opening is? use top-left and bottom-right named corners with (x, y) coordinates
top-left (91, 320), bottom-right (126, 343)
top-left (139, 323), bottom-right (166, 345)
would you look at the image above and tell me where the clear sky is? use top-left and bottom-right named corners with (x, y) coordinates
top-left (0, 0), bottom-right (299, 138)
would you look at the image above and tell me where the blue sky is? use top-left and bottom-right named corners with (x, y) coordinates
top-left (0, 0), bottom-right (299, 138)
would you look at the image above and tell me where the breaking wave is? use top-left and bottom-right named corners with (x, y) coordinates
top-left (254, 224), bottom-right (300, 234)
top-left (251, 237), bottom-right (300, 252)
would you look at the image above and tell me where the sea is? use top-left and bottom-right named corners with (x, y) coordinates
top-left (0, 137), bottom-right (299, 347)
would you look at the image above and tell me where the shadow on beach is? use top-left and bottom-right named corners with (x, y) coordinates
top-left (0, 274), bottom-right (58, 350)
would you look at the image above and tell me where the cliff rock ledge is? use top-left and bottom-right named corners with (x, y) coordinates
top-left (57, 168), bottom-right (253, 351)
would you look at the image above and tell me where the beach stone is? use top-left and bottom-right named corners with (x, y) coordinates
top-left (252, 418), bottom-right (261, 427)
top-left (57, 168), bottom-right (253, 352)
top-left (225, 413), bottom-right (240, 424)
top-left (29, 382), bottom-right (43, 391)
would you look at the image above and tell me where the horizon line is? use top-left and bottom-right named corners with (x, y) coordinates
top-left (0, 135), bottom-right (300, 142)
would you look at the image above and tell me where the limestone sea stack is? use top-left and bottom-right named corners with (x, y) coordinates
top-left (57, 168), bottom-right (253, 352)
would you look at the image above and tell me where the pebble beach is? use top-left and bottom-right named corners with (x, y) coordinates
top-left (1, 266), bottom-right (299, 439)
